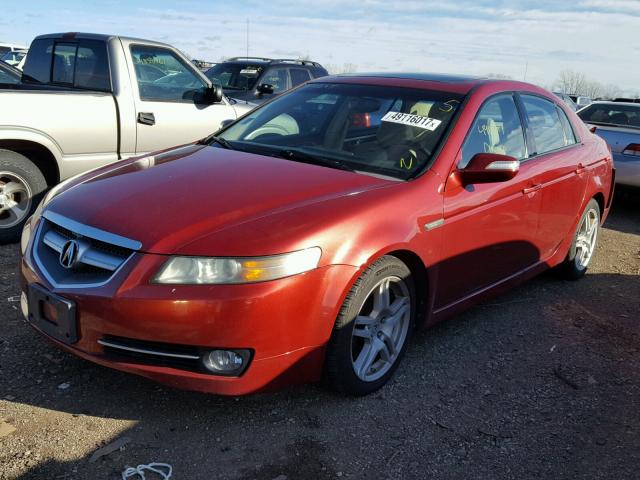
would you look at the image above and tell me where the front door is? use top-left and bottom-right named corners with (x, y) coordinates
top-left (437, 93), bottom-right (541, 309)
top-left (126, 42), bottom-right (238, 154)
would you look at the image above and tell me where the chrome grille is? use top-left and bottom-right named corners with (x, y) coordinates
top-left (34, 211), bottom-right (141, 288)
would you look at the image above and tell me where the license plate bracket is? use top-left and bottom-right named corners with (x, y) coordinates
top-left (27, 284), bottom-right (78, 345)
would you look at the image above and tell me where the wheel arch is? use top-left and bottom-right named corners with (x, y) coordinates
top-left (0, 138), bottom-right (61, 187)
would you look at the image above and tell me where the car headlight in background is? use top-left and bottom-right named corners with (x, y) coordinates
top-left (153, 247), bottom-right (322, 284)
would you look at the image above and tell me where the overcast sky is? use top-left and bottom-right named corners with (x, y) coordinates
top-left (2, 0), bottom-right (639, 93)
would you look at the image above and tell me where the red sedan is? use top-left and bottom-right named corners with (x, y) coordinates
top-left (19, 74), bottom-right (614, 396)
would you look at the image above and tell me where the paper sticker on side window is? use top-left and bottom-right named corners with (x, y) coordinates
top-left (381, 111), bottom-right (442, 131)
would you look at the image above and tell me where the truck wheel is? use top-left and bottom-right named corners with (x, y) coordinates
top-left (0, 149), bottom-right (47, 244)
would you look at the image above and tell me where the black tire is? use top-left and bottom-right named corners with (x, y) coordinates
top-left (0, 149), bottom-right (47, 244)
top-left (325, 255), bottom-right (415, 396)
top-left (555, 198), bottom-right (601, 280)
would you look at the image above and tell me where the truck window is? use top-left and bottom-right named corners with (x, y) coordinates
top-left (130, 45), bottom-right (207, 102)
top-left (22, 38), bottom-right (54, 84)
top-left (23, 38), bottom-right (111, 92)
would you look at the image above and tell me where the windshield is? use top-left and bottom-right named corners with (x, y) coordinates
top-left (205, 63), bottom-right (264, 90)
top-left (578, 103), bottom-right (640, 129)
top-left (216, 82), bottom-right (463, 180)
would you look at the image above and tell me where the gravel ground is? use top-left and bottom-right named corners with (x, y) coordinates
top-left (0, 192), bottom-right (638, 480)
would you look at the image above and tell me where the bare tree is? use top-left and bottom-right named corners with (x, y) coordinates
top-left (486, 73), bottom-right (513, 80)
top-left (554, 70), bottom-right (587, 95)
top-left (325, 63), bottom-right (358, 74)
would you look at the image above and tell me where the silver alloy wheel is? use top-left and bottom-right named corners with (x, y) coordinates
top-left (575, 207), bottom-right (599, 269)
top-left (350, 275), bottom-right (411, 382)
top-left (0, 171), bottom-right (32, 228)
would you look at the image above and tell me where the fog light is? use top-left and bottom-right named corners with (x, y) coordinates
top-left (201, 349), bottom-right (250, 376)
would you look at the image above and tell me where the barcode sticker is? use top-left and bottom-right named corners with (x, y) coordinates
top-left (381, 111), bottom-right (442, 131)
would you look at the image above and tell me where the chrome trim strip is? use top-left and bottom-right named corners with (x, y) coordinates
top-left (43, 210), bottom-right (142, 251)
top-left (42, 229), bottom-right (66, 253)
top-left (98, 339), bottom-right (201, 360)
top-left (424, 218), bottom-right (445, 231)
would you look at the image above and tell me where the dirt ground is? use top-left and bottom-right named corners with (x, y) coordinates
top-left (0, 191), bottom-right (638, 480)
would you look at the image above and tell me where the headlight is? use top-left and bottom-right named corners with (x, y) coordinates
top-left (153, 247), bottom-right (322, 284)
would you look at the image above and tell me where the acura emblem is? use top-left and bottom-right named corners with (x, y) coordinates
top-left (60, 240), bottom-right (79, 269)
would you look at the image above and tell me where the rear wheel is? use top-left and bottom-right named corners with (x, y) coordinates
top-left (326, 256), bottom-right (415, 396)
top-left (0, 149), bottom-right (47, 243)
top-left (556, 199), bottom-right (600, 280)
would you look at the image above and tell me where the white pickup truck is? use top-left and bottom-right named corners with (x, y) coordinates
top-left (0, 32), bottom-right (252, 241)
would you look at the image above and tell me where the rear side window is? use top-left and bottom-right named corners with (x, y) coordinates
top-left (521, 95), bottom-right (569, 155)
top-left (24, 38), bottom-right (111, 91)
top-left (557, 107), bottom-right (578, 145)
top-left (290, 68), bottom-right (311, 87)
top-left (22, 38), bottom-right (54, 84)
top-left (461, 94), bottom-right (526, 168)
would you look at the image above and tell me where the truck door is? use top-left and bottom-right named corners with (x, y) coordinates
top-left (125, 42), bottom-right (237, 154)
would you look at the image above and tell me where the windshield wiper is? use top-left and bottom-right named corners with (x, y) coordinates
top-left (202, 135), bottom-right (235, 149)
top-left (278, 148), bottom-right (356, 172)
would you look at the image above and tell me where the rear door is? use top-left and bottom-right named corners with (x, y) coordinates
top-left (518, 94), bottom-right (588, 260)
top-left (124, 42), bottom-right (237, 154)
top-left (438, 93), bottom-right (541, 309)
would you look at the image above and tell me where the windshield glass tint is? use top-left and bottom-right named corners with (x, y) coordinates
top-left (218, 82), bottom-right (464, 179)
top-left (578, 103), bottom-right (640, 129)
top-left (205, 63), bottom-right (264, 90)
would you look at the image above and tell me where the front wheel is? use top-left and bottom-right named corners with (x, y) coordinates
top-left (556, 199), bottom-right (600, 280)
top-left (325, 256), bottom-right (415, 396)
top-left (0, 149), bottom-right (47, 244)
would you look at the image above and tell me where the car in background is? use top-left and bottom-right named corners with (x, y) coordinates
top-left (0, 61), bottom-right (21, 85)
top-left (0, 43), bottom-right (27, 57)
top-left (578, 101), bottom-right (640, 187)
top-left (19, 73), bottom-right (613, 396)
top-left (205, 57), bottom-right (328, 104)
top-left (568, 94), bottom-right (592, 108)
top-left (553, 92), bottom-right (578, 111)
top-left (1, 49), bottom-right (27, 67)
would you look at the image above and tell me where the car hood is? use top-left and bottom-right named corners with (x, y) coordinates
top-left (47, 144), bottom-right (394, 254)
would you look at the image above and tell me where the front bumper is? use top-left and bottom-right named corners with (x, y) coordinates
top-left (21, 250), bottom-right (359, 395)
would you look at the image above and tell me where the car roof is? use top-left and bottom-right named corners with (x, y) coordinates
top-left (588, 101), bottom-right (640, 108)
top-left (310, 73), bottom-right (543, 95)
top-left (223, 57), bottom-right (324, 68)
top-left (34, 32), bottom-right (176, 48)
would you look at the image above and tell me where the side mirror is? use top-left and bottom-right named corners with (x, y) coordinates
top-left (256, 83), bottom-right (275, 95)
top-left (458, 153), bottom-right (519, 185)
top-left (205, 84), bottom-right (223, 104)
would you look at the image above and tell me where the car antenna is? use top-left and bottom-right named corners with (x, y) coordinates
top-left (245, 18), bottom-right (249, 105)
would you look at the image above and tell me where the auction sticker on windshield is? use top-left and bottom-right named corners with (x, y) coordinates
top-left (381, 111), bottom-right (442, 131)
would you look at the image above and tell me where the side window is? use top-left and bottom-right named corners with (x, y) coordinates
top-left (521, 95), bottom-right (568, 155)
top-left (261, 67), bottom-right (288, 93)
top-left (556, 106), bottom-right (578, 145)
top-left (22, 38), bottom-right (54, 84)
top-left (290, 68), bottom-right (311, 87)
top-left (74, 41), bottom-right (111, 91)
top-left (130, 45), bottom-right (207, 102)
top-left (460, 95), bottom-right (526, 168)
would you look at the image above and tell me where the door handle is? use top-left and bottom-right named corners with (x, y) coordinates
top-left (522, 184), bottom-right (542, 194)
top-left (575, 163), bottom-right (587, 175)
top-left (137, 112), bottom-right (155, 126)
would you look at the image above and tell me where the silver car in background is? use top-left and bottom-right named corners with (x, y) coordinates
top-left (578, 101), bottom-right (640, 187)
